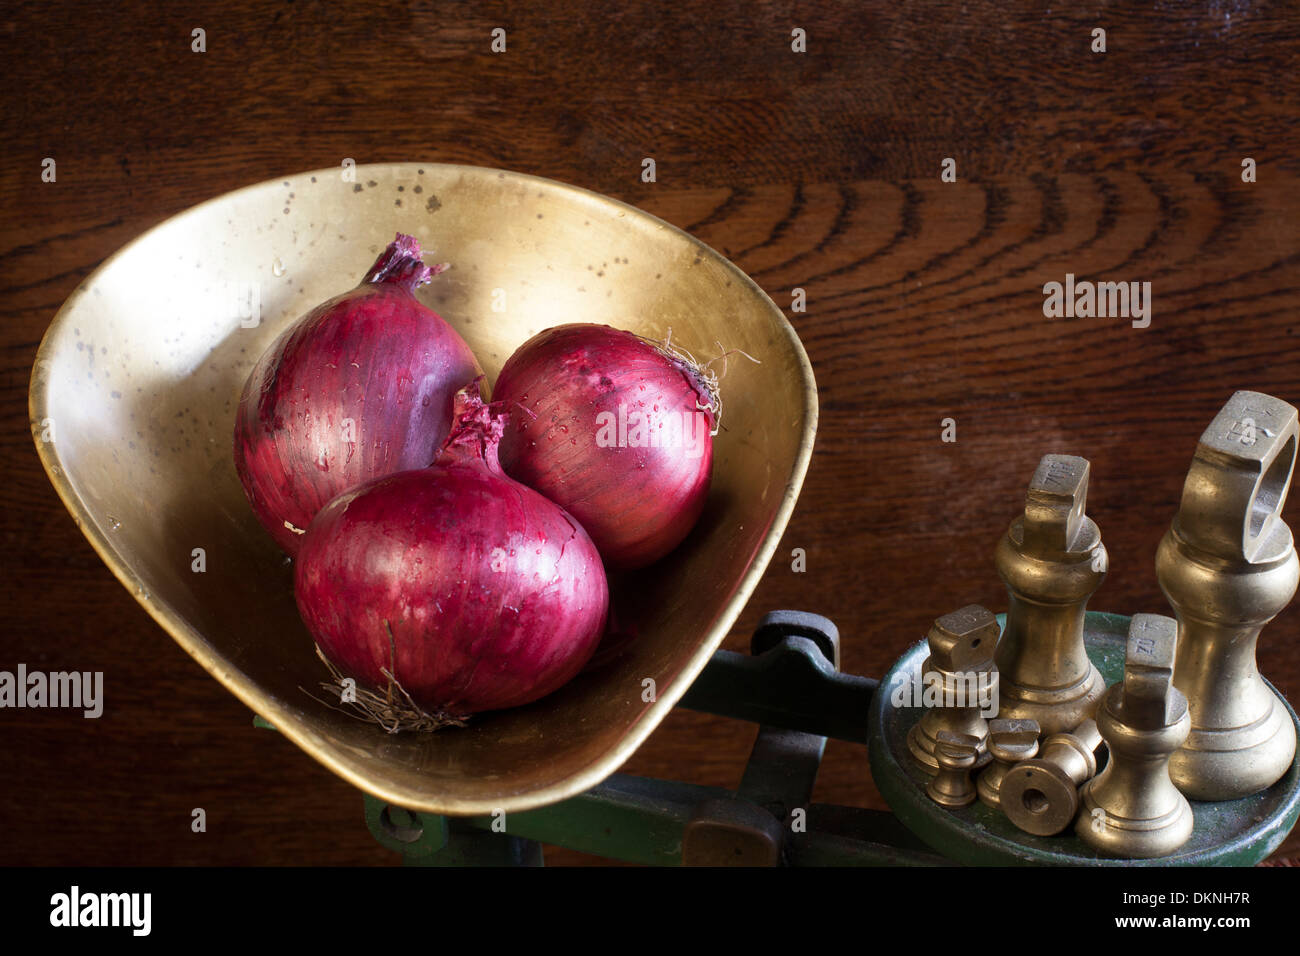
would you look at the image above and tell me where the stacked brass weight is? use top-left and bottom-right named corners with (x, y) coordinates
top-left (1000, 718), bottom-right (1104, 836)
top-left (994, 454), bottom-right (1108, 736)
top-left (906, 605), bottom-right (1000, 772)
top-left (977, 718), bottom-right (1040, 809)
top-left (927, 731), bottom-right (981, 808)
top-left (1156, 391), bottom-right (1300, 800)
top-left (1078, 614), bottom-right (1193, 858)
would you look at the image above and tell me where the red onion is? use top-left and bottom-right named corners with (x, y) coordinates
top-left (234, 233), bottom-right (481, 555)
top-left (492, 324), bottom-right (717, 569)
top-left (293, 382), bottom-right (609, 721)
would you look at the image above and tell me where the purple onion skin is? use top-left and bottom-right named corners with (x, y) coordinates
top-left (493, 324), bottom-right (715, 570)
top-left (234, 234), bottom-right (481, 555)
top-left (294, 387), bottom-right (609, 716)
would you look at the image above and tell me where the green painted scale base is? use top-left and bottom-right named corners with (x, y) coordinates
top-left (869, 612), bottom-right (1300, 866)
top-left (257, 611), bottom-right (1300, 865)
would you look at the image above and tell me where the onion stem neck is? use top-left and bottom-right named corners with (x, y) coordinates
top-left (362, 233), bottom-right (440, 291)
top-left (649, 334), bottom-right (723, 434)
top-left (436, 378), bottom-right (507, 471)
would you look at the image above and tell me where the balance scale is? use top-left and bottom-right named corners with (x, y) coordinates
top-left (257, 609), bottom-right (1300, 866)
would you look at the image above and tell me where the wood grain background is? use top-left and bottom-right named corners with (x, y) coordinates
top-left (3, 1), bottom-right (1300, 865)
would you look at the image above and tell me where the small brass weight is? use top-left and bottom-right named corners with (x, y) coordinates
top-left (977, 718), bottom-right (1040, 810)
top-left (1156, 391), bottom-right (1300, 800)
top-left (926, 732), bottom-right (981, 808)
top-left (907, 606), bottom-right (999, 771)
top-left (1000, 718), bottom-right (1103, 836)
top-left (1078, 614), bottom-right (1193, 858)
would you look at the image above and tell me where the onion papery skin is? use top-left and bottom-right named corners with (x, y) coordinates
top-left (493, 324), bottom-right (715, 570)
top-left (234, 233), bottom-right (481, 555)
top-left (294, 385), bottom-right (609, 716)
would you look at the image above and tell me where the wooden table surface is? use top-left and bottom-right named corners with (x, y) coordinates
top-left (4, 2), bottom-right (1300, 865)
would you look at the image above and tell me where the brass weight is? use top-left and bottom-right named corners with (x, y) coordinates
top-left (1078, 614), bottom-right (1193, 858)
top-left (926, 731), bottom-right (981, 809)
top-left (1000, 718), bottom-right (1104, 836)
top-left (907, 605), bottom-right (1000, 772)
top-left (977, 718), bottom-right (1040, 810)
top-left (1156, 391), bottom-right (1300, 800)
top-left (994, 455), bottom-right (1108, 736)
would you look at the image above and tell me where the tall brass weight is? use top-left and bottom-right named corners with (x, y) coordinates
top-left (1156, 391), bottom-right (1300, 800)
top-left (994, 455), bottom-right (1108, 736)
